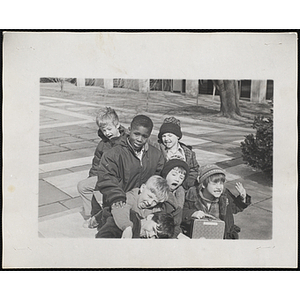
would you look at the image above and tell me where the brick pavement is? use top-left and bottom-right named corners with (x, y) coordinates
top-left (38, 94), bottom-right (272, 239)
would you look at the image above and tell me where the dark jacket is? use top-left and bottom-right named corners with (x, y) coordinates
top-left (95, 207), bottom-right (141, 239)
top-left (154, 200), bottom-right (183, 238)
top-left (181, 186), bottom-right (251, 239)
top-left (89, 125), bottom-right (127, 177)
top-left (159, 142), bottom-right (199, 189)
top-left (95, 135), bottom-right (165, 206)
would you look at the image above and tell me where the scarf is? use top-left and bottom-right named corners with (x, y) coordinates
top-left (198, 190), bottom-right (220, 219)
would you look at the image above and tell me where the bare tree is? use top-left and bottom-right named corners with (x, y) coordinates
top-left (41, 78), bottom-right (75, 92)
top-left (213, 80), bottom-right (241, 118)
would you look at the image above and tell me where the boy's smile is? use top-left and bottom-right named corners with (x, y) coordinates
top-left (161, 133), bottom-right (179, 149)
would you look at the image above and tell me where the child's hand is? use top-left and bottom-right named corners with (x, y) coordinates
top-left (121, 226), bottom-right (133, 239)
top-left (112, 201), bottom-right (126, 209)
top-left (235, 182), bottom-right (246, 199)
top-left (192, 210), bottom-right (216, 220)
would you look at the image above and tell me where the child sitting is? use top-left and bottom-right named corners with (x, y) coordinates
top-left (95, 175), bottom-right (182, 238)
top-left (77, 107), bottom-right (126, 224)
top-left (181, 164), bottom-right (251, 239)
top-left (161, 159), bottom-right (190, 209)
top-left (158, 117), bottom-right (199, 190)
top-left (96, 210), bottom-right (175, 239)
top-left (94, 114), bottom-right (165, 212)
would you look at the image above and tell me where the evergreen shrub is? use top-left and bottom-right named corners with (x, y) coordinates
top-left (241, 114), bottom-right (273, 178)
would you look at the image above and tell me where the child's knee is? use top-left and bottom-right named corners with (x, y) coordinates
top-left (77, 179), bottom-right (85, 193)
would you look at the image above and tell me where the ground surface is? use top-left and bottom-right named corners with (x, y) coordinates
top-left (39, 82), bottom-right (273, 239)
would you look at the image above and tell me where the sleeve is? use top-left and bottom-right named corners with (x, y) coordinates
top-left (155, 150), bottom-right (165, 175)
top-left (171, 206), bottom-right (183, 238)
top-left (183, 150), bottom-right (199, 189)
top-left (226, 188), bottom-right (251, 214)
top-left (95, 150), bottom-right (127, 205)
top-left (111, 204), bottom-right (133, 231)
top-left (89, 141), bottom-right (105, 177)
top-left (181, 187), bottom-right (198, 221)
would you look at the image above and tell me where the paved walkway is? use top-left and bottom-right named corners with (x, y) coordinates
top-left (38, 93), bottom-right (272, 239)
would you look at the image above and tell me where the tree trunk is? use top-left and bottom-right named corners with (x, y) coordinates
top-left (60, 78), bottom-right (65, 92)
top-left (213, 80), bottom-right (241, 118)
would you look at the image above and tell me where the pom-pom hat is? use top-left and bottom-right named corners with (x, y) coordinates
top-left (161, 159), bottom-right (190, 180)
top-left (158, 117), bottom-right (182, 141)
top-left (197, 164), bottom-right (226, 186)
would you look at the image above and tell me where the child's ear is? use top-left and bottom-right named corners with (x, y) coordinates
top-left (146, 214), bottom-right (154, 220)
top-left (140, 184), bottom-right (146, 192)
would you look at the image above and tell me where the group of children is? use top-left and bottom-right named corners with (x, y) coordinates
top-left (77, 107), bottom-right (251, 239)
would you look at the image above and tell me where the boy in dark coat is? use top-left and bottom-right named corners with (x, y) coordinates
top-left (96, 209), bottom-right (175, 239)
top-left (91, 115), bottom-right (165, 218)
top-left (181, 164), bottom-right (251, 239)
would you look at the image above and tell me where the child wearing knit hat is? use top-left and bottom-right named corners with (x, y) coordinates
top-left (158, 117), bottom-right (199, 190)
top-left (161, 159), bottom-right (189, 209)
top-left (181, 164), bottom-right (251, 239)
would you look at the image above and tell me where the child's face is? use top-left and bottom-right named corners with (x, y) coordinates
top-left (166, 167), bottom-right (186, 191)
top-left (128, 125), bottom-right (151, 152)
top-left (161, 132), bottom-right (179, 149)
top-left (137, 184), bottom-right (160, 209)
top-left (100, 121), bottom-right (120, 139)
top-left (140, 214), bottom-right (158, 238)
top-left (204, 178), bottom-right (224, 199)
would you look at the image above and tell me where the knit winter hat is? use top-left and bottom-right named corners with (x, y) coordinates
top-left (197, 164), bottom-right (226, 186)
top-left (161, 159), bottom-right (190, 180)
top-left (158, 117), bottom-right (182, 141)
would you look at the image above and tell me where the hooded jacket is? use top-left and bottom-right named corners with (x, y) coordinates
top-left (95, 135), bottom-right (165, 207)
top-left (182, 186), bottom-right (251, 239)
top-left (89, 125), bottom-right (127, 177)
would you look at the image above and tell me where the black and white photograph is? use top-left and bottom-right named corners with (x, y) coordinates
top-left (3, 32), bottom-right (298, 268)
top-left (38, 78), bottom-right (273, 241)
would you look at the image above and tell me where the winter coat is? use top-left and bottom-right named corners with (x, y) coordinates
top-left (159, 142), bottom-right (199, 189)
top-left (95, 136), bottom-right (165, 207)
top-left (181, 186), bottom-right (251, 239)
top-left (89, 125), bottom-right (127, 177)
top-left (95, 207), bottom-right (142, 239)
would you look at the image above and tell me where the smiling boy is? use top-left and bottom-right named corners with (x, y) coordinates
top-left (158, 117), bottom-right (199, 190)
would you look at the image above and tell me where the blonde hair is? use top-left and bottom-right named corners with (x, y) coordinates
top-left (145, 175), bottom-right (170, 203)
top-left (96, 107), bottom-right (119, 128)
